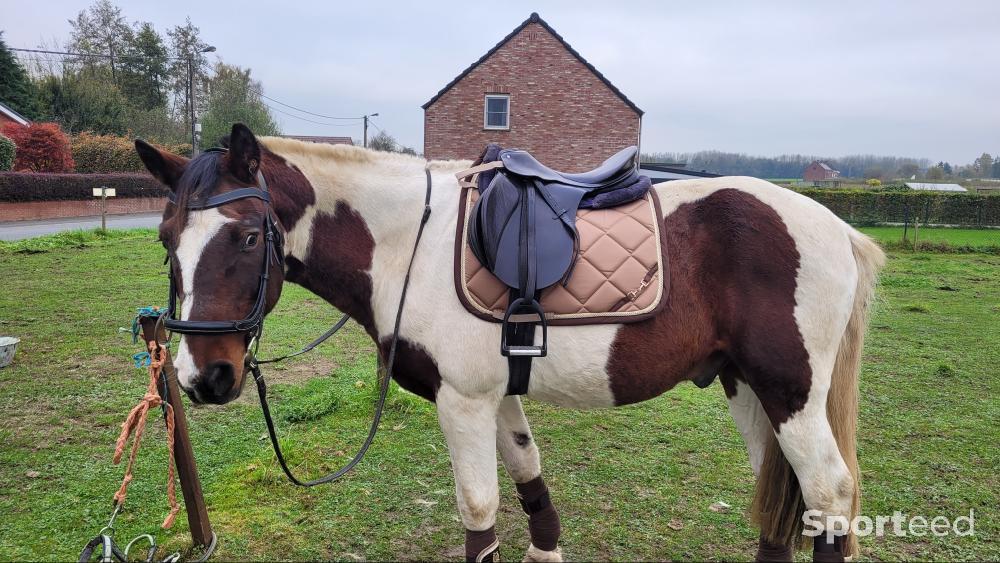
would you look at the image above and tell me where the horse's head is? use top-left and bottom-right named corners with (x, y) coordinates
top-left (136, 123), bottom-right (285, 404)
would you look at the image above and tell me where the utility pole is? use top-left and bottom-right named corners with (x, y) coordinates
top-left (188, 56), bottom-right (195, 155)
top-left (362, 113), bottom-right (379, 148)
top-left (188, 46), bottom-right (216, 156)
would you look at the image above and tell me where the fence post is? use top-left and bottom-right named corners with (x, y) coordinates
top-left (138, 317), bottom-right (215, 548)
top-left (902, 203), bottom-right (909, 244)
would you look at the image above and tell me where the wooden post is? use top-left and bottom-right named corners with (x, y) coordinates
top-left (138, 317), bottom-right (214, 547)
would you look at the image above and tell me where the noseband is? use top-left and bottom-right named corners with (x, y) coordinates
top-left (162, 148), bottom-right (283, 341)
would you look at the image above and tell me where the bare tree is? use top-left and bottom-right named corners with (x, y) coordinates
top-left (368, 130), bottom-right (398, 152)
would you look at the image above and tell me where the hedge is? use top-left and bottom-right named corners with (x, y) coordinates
top-left (0, 172), bottom-right (167, 202)
top-left (0, 134), bottom-right (14, 171)
top-left (72, 133), bottom-right (191, 174)
top-left (1, 123), bottom-right (75, 173)
top-left (796, 188), bottom-right (1000, 227)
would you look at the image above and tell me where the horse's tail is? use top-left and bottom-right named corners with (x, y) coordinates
top-left (751, 229), bottom-right (884, 558)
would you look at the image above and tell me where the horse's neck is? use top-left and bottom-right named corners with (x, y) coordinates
top-left (273, 157), bottom-right (429, 338)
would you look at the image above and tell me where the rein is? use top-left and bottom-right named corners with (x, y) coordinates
top-left (163, 160), bottom-right (433, 487)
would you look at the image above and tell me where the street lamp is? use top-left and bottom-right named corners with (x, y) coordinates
top-left (363, 113), bottom-right (379, 148)
top-left (189, 45), bottom-right (216, 155)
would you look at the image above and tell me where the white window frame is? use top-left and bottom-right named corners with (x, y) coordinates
top-left (483, 94), bottom-right (510, 130)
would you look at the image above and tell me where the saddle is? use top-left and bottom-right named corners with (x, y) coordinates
top-left (457, 144), bottom-right (652, 394)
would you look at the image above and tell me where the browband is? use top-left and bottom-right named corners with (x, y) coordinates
top-left (167, 171), bottom-right (271, 209)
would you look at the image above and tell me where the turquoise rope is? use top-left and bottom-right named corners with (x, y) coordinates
top-left (124, 306), bottom-right (168, 367)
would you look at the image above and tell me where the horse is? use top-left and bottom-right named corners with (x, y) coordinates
top-left (135, 123), bottom-right (884, 562)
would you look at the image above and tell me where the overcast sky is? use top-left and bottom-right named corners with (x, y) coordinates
top-left (6, 0), bottom-right (999, 163)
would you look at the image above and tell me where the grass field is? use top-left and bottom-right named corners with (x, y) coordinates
top-left (1, 231), bottom-right (997, 561)
top-left (858, 226), bottom-right (1000, 252)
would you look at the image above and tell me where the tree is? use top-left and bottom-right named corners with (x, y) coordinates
top-left (199, 62), bottom-right (279, 146)
top-left (992, 157), bottom-right (1000, 179)
top-left (942, 162), bottom-right (953, 175)
top-left (66, 0), bottom-right (132, 83)
top-left (0, 32), bottom-right (40, 119)
top-left (119, 22), bottom-right (169, 110)
top-left (975, 153), bottom-right (993, 178)
top-left (926, 165), bottom-right (944, 181)
top-left (367, 130), bottom-right (397, 152)
top-left (35, 72), bottom-right (130, 135)
top-left (897, 162), bottom-right (919, 179)
top-left (863, 167), bottom-right (885, 181)
top-left (167, 18), bottom-right (211, 128)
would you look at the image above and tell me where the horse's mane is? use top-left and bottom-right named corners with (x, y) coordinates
top-left (257, 136), bottom-right (471, 172)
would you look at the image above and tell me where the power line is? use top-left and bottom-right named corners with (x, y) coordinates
top-left (262, 102), bottom-right (362, 127)
top-left (248, 86), bottom-right (361, 121)
top-left (10, 46), bottom-right (198, 63)
top-left (12, 44), bottom-right (370, 134)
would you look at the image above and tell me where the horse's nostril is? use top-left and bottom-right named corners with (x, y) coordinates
top-left (206, 361), bottom-right (236, 399)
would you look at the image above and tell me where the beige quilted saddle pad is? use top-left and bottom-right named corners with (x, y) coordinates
top-left (454, 187), bottom-right (669, 325)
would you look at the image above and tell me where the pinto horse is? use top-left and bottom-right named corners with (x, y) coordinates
top-left (136, 124), bottom-right (883, 562)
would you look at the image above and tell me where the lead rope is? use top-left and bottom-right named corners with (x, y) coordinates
top-left (113, 340), bottom-right (180, 528)
top-left (81, 340), bottom-right (182, 563)
top-left (250, 168), bottom-right (434, 487)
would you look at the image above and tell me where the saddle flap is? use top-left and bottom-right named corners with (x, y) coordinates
top-left (490, 181), bottom-right (585, 290)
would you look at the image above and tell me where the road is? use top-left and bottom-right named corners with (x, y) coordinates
top-left (0, 212), bottom-right (162, 241)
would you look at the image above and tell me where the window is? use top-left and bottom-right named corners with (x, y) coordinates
top-left (484, 95), bottom-right (510, 130)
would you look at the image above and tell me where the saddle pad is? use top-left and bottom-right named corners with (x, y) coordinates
top-left (454, 187), bottom-right (669, 325)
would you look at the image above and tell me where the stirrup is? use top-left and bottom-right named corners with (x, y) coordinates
top-left (500, 298), bottom-right (548, 357)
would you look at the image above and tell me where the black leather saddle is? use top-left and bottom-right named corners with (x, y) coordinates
top-left (460, 145), bottom-right (651, 395)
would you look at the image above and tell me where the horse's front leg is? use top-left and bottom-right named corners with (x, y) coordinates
top-left (437, 383), bottom-right (503, 562)
top-left (496, 396), bottom-right (562, 562)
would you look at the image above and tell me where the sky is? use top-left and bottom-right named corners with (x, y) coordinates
top-left (4, 0), bottom-right (999, 163)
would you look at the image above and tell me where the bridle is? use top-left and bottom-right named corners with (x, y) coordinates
top-left (162, 147), bottom-right (281, 344)
top-left (159, 147), bottom-right (434, 487)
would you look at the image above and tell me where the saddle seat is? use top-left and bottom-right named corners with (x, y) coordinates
top-left (499, 145), bottom-right (640, 189)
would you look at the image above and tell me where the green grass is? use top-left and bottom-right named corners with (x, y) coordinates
top-left (858, 226), bottom-right (1000, 254)
top-left (1, 232), bottom-right (998, 561)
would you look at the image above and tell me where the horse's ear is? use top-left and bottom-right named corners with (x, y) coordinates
top-left (228, 123), bottom-right (261, 183)
top-left (135, 139), bottom-right (189, 191)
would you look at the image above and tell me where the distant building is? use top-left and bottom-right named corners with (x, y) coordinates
top-left (904, 182), bottom-right (967, 192)
top-left (278, 135), bottom-right (353, 146)
top-left (0, 102), bottom-right (30, 127)
top-left (803, 161), bottom-right (841, 185)
top-left (423, 12), bottom-right (642, 172)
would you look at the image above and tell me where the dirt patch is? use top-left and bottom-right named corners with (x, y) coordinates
top-left (232, 357), bottom-right (340, 405)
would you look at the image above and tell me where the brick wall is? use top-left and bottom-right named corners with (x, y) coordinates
top-left (424, 22), bottom-right (641, 173)
top-left (0, 197), bottom-right (166, 222)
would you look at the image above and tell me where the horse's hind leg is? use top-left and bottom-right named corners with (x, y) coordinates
top-left (437, 384), bottom-right (502, 562)
top-left (740, 341), bottom-right (858, 563)
top-left (721, 368), bottom-right (795, 562)
top-left (496, 396), bottom-right (562, 562)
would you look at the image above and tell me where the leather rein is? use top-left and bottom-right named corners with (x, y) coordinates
top-left (162, 150), bottom-right (433, 486)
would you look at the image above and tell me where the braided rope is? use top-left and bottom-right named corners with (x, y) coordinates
top-left (111, 340), bottom-right (180, 529)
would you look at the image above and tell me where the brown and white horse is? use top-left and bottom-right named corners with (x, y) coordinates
top-left (136, 124), bottom-right (884, 562)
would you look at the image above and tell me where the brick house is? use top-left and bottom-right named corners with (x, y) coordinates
top-left (803, 160), bottom-right (841, 182)
top-left (422, 13), bottom-right (642, 172)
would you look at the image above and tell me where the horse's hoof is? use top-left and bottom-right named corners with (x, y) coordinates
top-left (523, 543), bottom-right (562, 562)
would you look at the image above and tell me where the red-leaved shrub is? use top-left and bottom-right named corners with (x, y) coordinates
top-left (1, 123), bottom-right (75, 173)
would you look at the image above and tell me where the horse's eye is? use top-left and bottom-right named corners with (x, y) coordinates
top-left (244, 233), bottom-right (259, 248)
